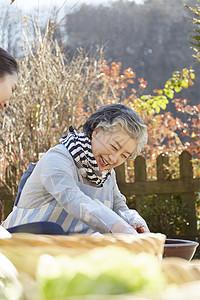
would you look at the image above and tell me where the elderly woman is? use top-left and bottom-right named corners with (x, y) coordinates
top-left (0, 47), bottom-right (18, 109)
top-left (2, 103), bottom-right (149, 234)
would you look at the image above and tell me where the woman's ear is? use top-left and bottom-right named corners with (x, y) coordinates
top-left (91, 127), bottom-right (99, 139)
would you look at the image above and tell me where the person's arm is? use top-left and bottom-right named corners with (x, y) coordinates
top-left (112, 170), bottom-right (150, 233)
top-left (40, 149), bottom-right (136, 234)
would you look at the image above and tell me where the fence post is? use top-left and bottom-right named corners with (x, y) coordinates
top-left (157, 153), bottom-right (170, 180)
top-left (134, 155), bottom-right (147, 211)
top-left (134, 155), bottom-right (147, 181)
top-left (115, 163), bottom-right (125, 185)
top-left (179, 151), bottom-right (197, 235)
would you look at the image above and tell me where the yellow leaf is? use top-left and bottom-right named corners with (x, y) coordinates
top-left (182, 68), bottom-right (189, 76)
top-left (157, 90), bottom-right (163, 95)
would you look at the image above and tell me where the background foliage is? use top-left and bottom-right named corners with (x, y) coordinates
top-left (0, 0), bottom-right (199, 234)
top-left (129, 194), bottom-right (188, 237)
top-left (0, 0), bottom-right (198, 105)
top-left (0, 14), bottom-right (198, 198)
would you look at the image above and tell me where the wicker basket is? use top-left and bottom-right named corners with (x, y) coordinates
top-left (1, 231), bottom-right (200, 299)
top-left (0, 232), bottom-right (166, 254)
top-left (0, 232), bottom-right (165, 278)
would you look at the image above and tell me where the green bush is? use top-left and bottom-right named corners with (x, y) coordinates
top-left (128, 194), bottom-right (188, 237)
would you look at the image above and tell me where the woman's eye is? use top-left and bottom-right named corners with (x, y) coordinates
top-left (111, 144), bottom-right (117, 150)
top-left (122, 154), bottom-right (127, 159)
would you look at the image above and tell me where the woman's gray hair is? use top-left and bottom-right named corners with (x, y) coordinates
top-left (83, 103), bottom-right (148, 159)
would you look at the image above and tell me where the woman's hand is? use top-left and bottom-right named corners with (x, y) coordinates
top-left (130, 216), bottom-right (150, 233)
top-left (117, 209), bottom-right (150, 233)
top-left (111, 220), bottom-right (138, 234)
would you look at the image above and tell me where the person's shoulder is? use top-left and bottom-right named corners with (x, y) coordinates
top-left (39, 144), bottom-right (74, 165)
top-left (49, 144), bottom-right (71, 156)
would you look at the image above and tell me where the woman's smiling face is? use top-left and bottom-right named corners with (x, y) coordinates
top-left (91, 126), bottom-right (137, 171)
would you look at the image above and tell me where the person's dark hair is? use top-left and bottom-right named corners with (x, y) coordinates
top-left (83, 103), bottom-right (148, 158)
top-left (0, 47), bottom-right (18, 79)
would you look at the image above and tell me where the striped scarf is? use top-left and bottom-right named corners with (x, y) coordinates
top-left (60, 126), bottom-right (111, 187)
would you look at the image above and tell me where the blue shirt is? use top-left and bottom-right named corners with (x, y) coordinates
top-left (2, 144), bottom-right (133, 234)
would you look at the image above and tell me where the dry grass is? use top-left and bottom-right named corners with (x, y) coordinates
top-left (0, 15), bottom-right (119, 198)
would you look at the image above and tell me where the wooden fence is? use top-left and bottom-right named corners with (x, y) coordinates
top-left (0, 150), bottom-right (199, 244)
top-left (115, 150), bottom-right (200, 242)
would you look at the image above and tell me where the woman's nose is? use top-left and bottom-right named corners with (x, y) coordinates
top-left (109, 152), bottom-right (120, 164)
